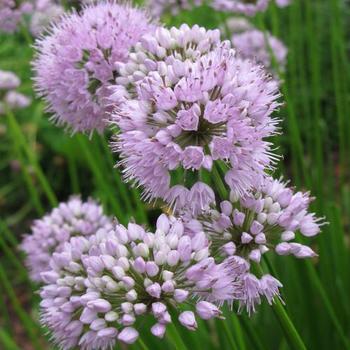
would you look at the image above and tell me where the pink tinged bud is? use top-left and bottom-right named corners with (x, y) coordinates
top-left (275, 242), bottom-right (291, 256)
top-left (121, 302), bottom-right (133, 314)
top-left (300, 220), bottom-right (320, 237)
top-left (241, 232), bottom-right (253, 244)
top-left (196, 301), bottom-right (222, 320)
top-left (250, 221), bottom-right (264, 235)
top-left (267, 213), bottom-right (279, 225)
top-left (255, 233), bottom-right (266, 244)
top-left (249, 249), bottom-right (262, 263)
top-left (90, 319), bottom-right (106, 331)
top-left (220, 201), bottom-right (233, 216)
top-left (152, 302), bottom-right (166, 317)
top-left (162, 280), bottom-right (175, 293)
top-left (115, 226), bottom-right (129, 244)
top-left (101, 255), bottom-right (116, 269)
top-left (121, 314), bottom-right (135, 326)
top-left (202, 156), bottom-right (213, 170)
top-left (281, 231), bottom-right (295, 241)
top-left (87, 299), bottom-right (111, 313)
top-left (155, 251), bottom-right (167, 265)
top-left (146, 262), bottom-right (159, 277)
top-left (80, 308), bottom-right (97, 324)
top-left (222, 242), bottom-right (236, 256)
top-left (146, 283), bottom-right (162, 298)
top-left (293, 245), bottom-right (318, 259)
top-left (174, 289), bottom-right (189, 303)
top-left (97, 327), bottom-right (118, 339)
top-left (217, 214), bottom-right (232, 230)
top-left (233, 209), bottom-right (245, 226)
top-left (156, 130), bottom-right (172, 145)
top-left (128, 223), bottom-right (145, 241)
top-left (151, 323), bottom-right (166, 338)
top-left (159, 311), bottom-right (172, 324)
top-left (112, 266), bottom-right (125, 279)
top-left (260, 245), bottom-right (269, 254)
top-left (105, 311), bottom-right (119, 322)
top-left (133, 257), bottom-right (146, 273)
top-left (277, 189), bottom-right (293, 207)
top-left (134, 303), bottom-right (147, 315)
top-left (167, 250), bottom-right (180, 266)
top-left (179, 311), bottom-right (197, 331)
top-left (157, 214), bottom-right (170, 233)
top-left (122, 276), bottom-right (135, 289)
top-left (178, 236), bottom-right (192, 261)
top-left (118, 327), bottom-right (139, 344)
top-left (191, 232), bottom-right (207, 251)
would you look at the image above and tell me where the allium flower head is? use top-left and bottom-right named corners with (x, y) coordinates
top-left (275, 0), bottom-right (291, 7)
top-left (232, 29), bottom-right (288, 79)
top-left (33, 1), bottom-right (154, 133)
top-left (0, 0), bottom-right (33, 33)
top-left (198, 176), bottom-right (325, 264)
top-left (39, 214), bottom-right (249, 349)
top-left (212, 0), bottom-right (270, 16)
top-left (0, 69), bottom-right (20, 90)
top-left (21, 197), bottom-right (112, 282)
top-left (114, 43), bottom-right (280, 212)
top-left (30, 1), bottom-right (65, 37)
top-left (111, 24), bottom-right (221, 104)
top-left (3, 91), bottom-right (32, 110)
top-left (146, 0), bottom-right (203, 17)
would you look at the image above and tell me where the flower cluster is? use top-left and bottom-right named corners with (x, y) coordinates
top-left (232, 29), bottom-right (288, 79)
top-left (0, 70), bottom-right (31, 115)
top-left (196, 176), bottom-right (324, 263)
top-left (0, 0), bottom-right (33, 33)
top-left (212, 0), bottom-right (270, 16)
top-left (146, 0), bottom-right (203, 17)
top-left (21, 197), bottom-right (112, 282)
top-left (113, 35), bottom-right (280, 212)
top-left (39, 214), bottom-right (278, 348)
top-left (33, 2), bottom-right (154, 133)
top-left (30, 0), bottom-right (64, 37)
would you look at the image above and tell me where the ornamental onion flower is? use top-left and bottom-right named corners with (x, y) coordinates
top-left (0, 0), bottom-right (33, 33)
top-left (232, 29), bottom-right (288, 79)
top-left (21, 197), bottom-right (112, 282)
top-left (212, 0), bottom-right (270, 16)
top-left (39, 214), bottom-right (251, 349)
top-left (33, 1), bottom-right (154, 133)
top-left (0, 70), bottom-right (20, 90)
top-left (146, 0), bottom-right (203, 17)
top-left (110, 24), bottom-right (221, 106)
top-left (113, 43), bottom-right (280, 212)
top-left (197, 176), bottom-right (325, 264)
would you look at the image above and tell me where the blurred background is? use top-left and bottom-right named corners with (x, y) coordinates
top-left (0, 0), bottom-right (349, 349)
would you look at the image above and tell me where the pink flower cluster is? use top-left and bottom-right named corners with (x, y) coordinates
top-left (0, 0), bottom-right (33, 33)
top-left (33, 2), bottom-right (154, 133)
top-left (39, 213), bottom-right (280, 348)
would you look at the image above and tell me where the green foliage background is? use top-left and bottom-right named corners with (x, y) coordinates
top-left (0, 0), bottom-right (350, 349)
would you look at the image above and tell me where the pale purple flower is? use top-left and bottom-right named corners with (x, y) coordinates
top-left (198, 176), bottom-right (325, 263)
top-left (4, 91), bottom-right (31, 109)
top-left (30, 2), bottom-right (65, 37)
top-left (0, 70), bottom-right (20, 90)
top-left (0, 0), bottom-right (33, 33)
top-left (113, 43), bottom-right (280, 211)
top-left (224, 17), bottom-right (252, 34)
top-left (232, 29), bottom-right (288, 79)
top-left (212, 0), bottom-right (270, 16)
top-left (21, 197), bottom-right (112, 282)
top-left (33, 2), bottom-right (154, 133)
top-left (146, 0), bottom-right (203, 17)
top-left (39, 214), bottom-right (244, 349)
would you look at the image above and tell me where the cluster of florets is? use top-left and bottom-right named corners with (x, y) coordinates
top-left (113, 34), bottom-right (280, 212)
top-left (39, 214), bottom-right (278, 349)
top-left (21, 197), bottom-right (112, 282)
top-left (30, 0), bottom-right (64, 37)
top-left (196, 177), bottom-right (324, 264)
top-left (0, 69), bottom-right (31, 115)
top-left (232, 29), bottom-right (288, 79)
top-left (212, 0), bottom-right (270, 16)
top-left (146, 0), bottom-right (203, 17)
top-left (33, 1), bottom-right (154, 134)
top-left (0, 0), bottom-right (33, 33)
